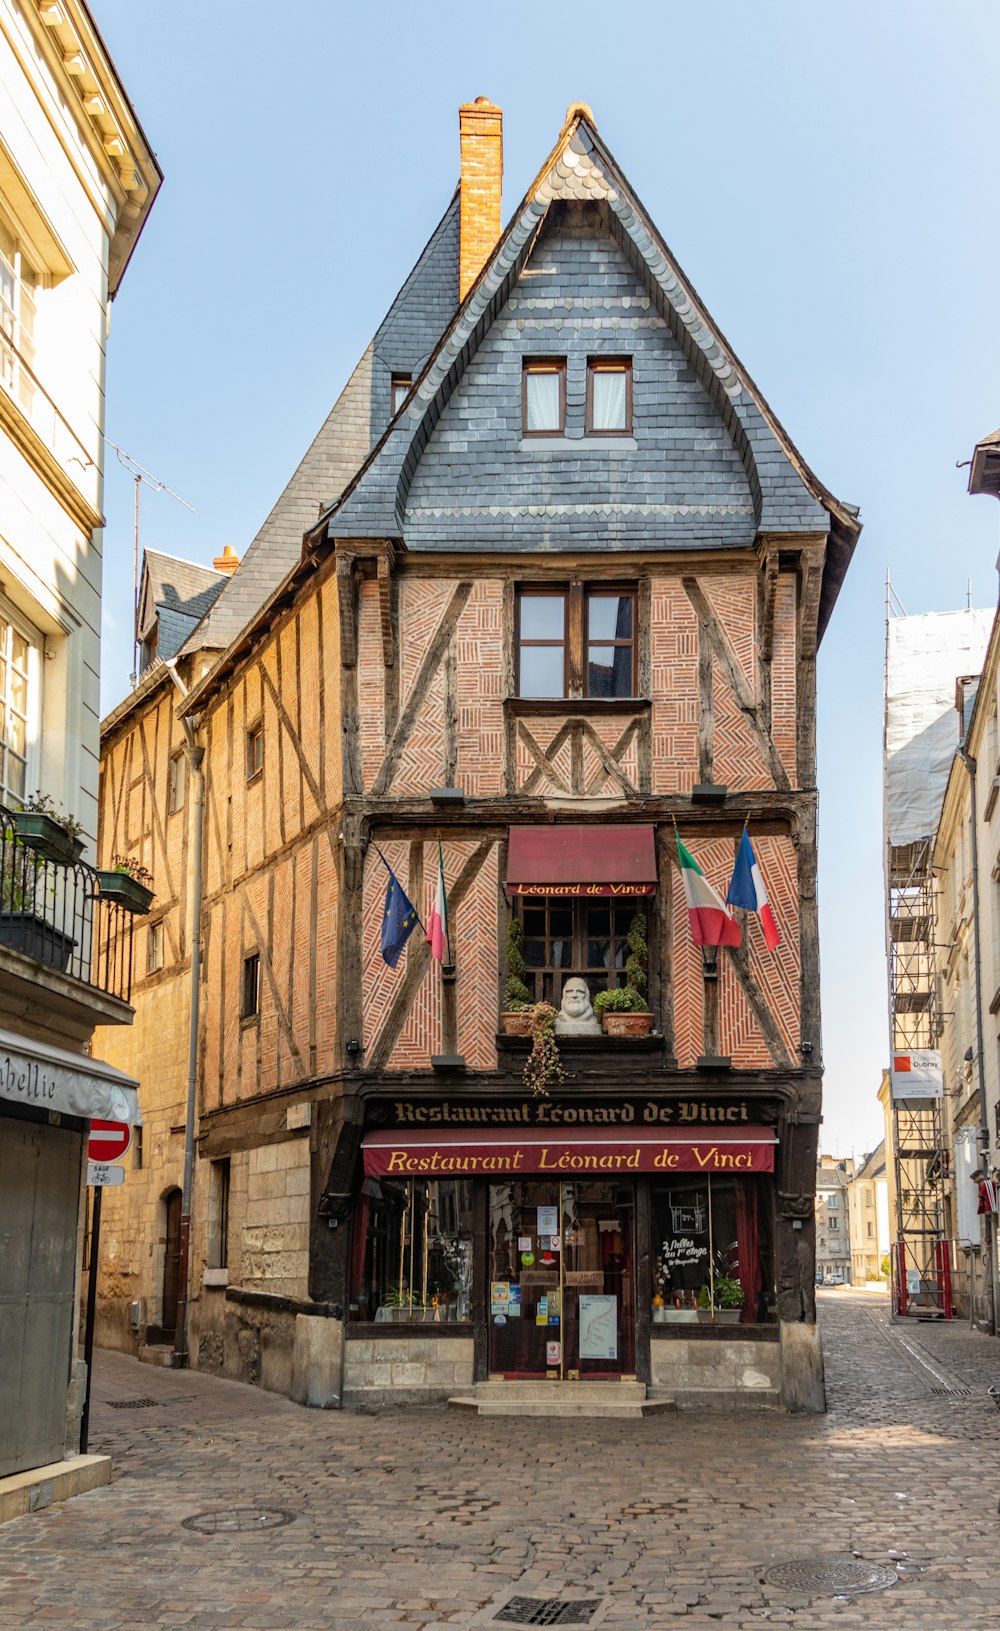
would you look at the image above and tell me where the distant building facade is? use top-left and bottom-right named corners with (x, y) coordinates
top-left (846, 1143), bottom-right (889, 1286)
top-left (0, 0), bottom-right (158, 1492)
top-left (815, 1156), bottom-right (853, 1283)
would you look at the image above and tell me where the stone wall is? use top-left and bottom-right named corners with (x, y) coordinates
top-left (343, 1336), bottom-right (474, 1408)
top-left (650, 1336), bottom-right (781, 1409)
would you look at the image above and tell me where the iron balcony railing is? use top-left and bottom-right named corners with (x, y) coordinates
top-left (0, 805), bottom-right (137, 1005)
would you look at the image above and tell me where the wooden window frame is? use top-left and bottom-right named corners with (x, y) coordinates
top-left (586, 356), bottom-right (633, 436)
top-left (516, 896), bottom-right (641, 1008)
top-left (391, 373), bottom-right (411, 415)
top-left (515, 584), bottom-right (637, 700)
top-left (246, 720), bottom-right (263, 782)
top-left (168, 748), bottom-right (185, 815)
top-left (521, 357), bottom-right (567, 437)
top-left (146, 918), bottom-right (164, 975)
top-left (241, 950), bottom-right (261, 1020)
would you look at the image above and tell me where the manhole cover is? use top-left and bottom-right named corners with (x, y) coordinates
top-left (107, 1398), bottom-right (159, 1409)
top-left (493, 1600), bottom-right (602, 1627)
top-left (762, 1559), bottom-right (898, 1597)
top-left (181, 1508), bottom-right (296, 1534)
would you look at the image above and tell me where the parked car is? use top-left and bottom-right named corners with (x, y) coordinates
top-left (823, 1273), bottom-right (844, 1286)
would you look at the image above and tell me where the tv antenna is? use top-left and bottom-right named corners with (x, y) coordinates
top-left (106, 440), bottom-right (196, 687)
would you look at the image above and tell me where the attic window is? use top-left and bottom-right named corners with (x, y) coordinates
top-left (522, 359), bottom-right (565, 435)
top-left (587, 358), bottom-right (631, 434)
top-left (391, 374), bottom-right (411, 414)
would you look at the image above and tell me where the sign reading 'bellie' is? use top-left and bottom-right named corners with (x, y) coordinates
top-left (363, 1126), bottom-right (776, 1178)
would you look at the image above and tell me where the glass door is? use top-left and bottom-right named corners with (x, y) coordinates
top-left (488, 1181), bottom-right (634, 1379)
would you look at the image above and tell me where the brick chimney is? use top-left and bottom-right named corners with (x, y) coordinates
top-left (459, 97), bottom-right (502, 302)
top-left (213, 544), bottom-right (239, 577)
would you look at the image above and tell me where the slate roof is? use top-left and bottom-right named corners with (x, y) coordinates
top-left (311, 108), bottom-right (860, 641)
top-left (180, 189), bottom-right (461, 661)
top-left (139, 549), bottom-right (227, 636)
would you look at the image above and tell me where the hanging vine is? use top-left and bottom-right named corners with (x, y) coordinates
top-left (522, 1002), bottom-right (569, 1098)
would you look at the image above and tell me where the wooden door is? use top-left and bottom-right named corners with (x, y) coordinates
top-left (162, 1189), bottom-right (182, 1336)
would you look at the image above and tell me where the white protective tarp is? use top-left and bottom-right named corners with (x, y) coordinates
top-left (885, 608), bottom-right (994, 846)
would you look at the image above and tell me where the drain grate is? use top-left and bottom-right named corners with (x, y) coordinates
top-left (929, 1386), bottom-right (972, 1397)
top-left (107, 1397), bottom-right (159, 1409)
top-left (181, 1507), bottom-right (296, 1534)
top-left (762, 1559), bottom-right (898, 1597)
top-left (494, 1599), bottom-right (602, 1627)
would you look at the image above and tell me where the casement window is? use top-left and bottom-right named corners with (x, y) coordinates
top-left (146, 919), bottom-right (164, 974)
top-left (246, 722), bottom-right (263, 780)
top-left (241, 951), bottom-right (260, 1019)
top-left (516, 898), bottom-right (638, 1007)
top-left (0, 208), bottom-right (38, 414)
top-left (586, 357), bottom-right (632, 435)
top-left (826, 1195), bottom-right (838, 1209)
top-left (828, 1216), bottom-right (838, 1231)
top-left (207, 1158), bottom-right (231, 1270)
top-left (168, 749), bottom-right (185, 814)
top-left (522, 358), bottom-right (566, 435)
top-left (391, 374), bottom-right (412, 414)
top-left (515, 586), bottom-right (636, 699)
top-left (0, 605), bottom-right (35, 804)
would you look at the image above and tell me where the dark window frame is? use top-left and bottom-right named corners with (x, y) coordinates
top-left (246, 721), bottom-right (263, 781)
top-left (515, 896), bottom-right (641, 1008)
top-left (521, 357), bottom-right (567, 437)
top-left (241, 950), bottom-right (261, 1020)
top-left (515, 583), bottom-right (638, 699)
top-left (586, 356), bottom-right (633, 436)
top-left (168, 748), bottom-right (185, 815)
top-left (391, 373), bottom-right (411, 414)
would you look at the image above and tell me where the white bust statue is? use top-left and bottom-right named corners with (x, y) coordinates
top-left (555, 976), bottom-right (602, 1036)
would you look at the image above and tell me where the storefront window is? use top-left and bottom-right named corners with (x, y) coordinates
top-left (651, 1176), bottom-right (774, 1324)
top-left (349, 1177), bottom-right (474, 1322)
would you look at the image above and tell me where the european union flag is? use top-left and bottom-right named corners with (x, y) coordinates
top-left (381, 866), bottom-right (419, 968)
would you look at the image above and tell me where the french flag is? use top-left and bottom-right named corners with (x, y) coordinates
top-left (727, 830), bottom-right (781, 952)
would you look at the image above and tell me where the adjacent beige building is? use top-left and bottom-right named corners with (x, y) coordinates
top-left (0, 0), bottom-right (158, 1507)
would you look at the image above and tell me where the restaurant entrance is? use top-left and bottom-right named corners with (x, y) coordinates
top-left (487, 1181), bottom-right (634, 1379)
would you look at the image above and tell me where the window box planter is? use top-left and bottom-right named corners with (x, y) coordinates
top-left (96, 870), bottom-right (155, 915)
top-left (0, 910), bottom-right (76, 972)
top-left (13, 811), bottom-right (83, 866)
top-left (501, 1010), bottom-right (534, 1036)
top-left (655, 1306), bottom-right (698, 1323)
top-left (602, 1011), bottom-right (654, 1038)
top-left (697, 1307), bottom-right (742, 1325)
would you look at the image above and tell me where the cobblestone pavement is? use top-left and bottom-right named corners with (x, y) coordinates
top-left (3, 1291), bottom-right (1000, 1629)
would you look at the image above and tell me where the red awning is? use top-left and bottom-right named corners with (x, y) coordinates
top-left (362, 1126), bottom-right (776, 1179)
top-left (506, 825), bottom-right (656, 897)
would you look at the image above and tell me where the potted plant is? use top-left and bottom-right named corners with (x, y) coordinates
top-left (380, 1288), bottom-right (425, 1322)
top-left (13, 791), bottom-right (85, 865)
top-left (523, 1001), bottom-right (569, 1098)
top-left (0, 818), bottom-right (76, 972)
top-left (500, 918), bottom-right (533, 1034)
top-left (697, 1277), bottom-right (744, 1323)
top-left (593, 913), bottom-right (654, 1036)
top-left (96, 854), bottom-right (155, 915)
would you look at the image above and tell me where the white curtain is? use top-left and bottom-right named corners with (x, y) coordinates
top-left (592, 370), bottom-right (627, 431)
top-left (526, 371), bottom-right (561, 431)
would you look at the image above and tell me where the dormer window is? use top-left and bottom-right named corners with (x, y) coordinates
top-left (587, 358), bottom-right (631, 434)
top-left (522, 358), bottom-right (566, 436)
top-left (391, 374), bottom-right (411, 414)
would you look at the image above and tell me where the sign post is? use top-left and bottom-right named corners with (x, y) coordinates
top-left (80, 1121), bottom-right (132, 1452)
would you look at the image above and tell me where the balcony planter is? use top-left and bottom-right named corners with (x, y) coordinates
top-left (602, 1011), bottom-right (655, 1038)
top-left (655, 1306), bottom-right (698, 1323)
top-left (0, 910), bottom-right (75, 972)
top-left (501, 1010), bottom-right (534, 1035)
top-left (96, 870), bottom-right (155, 915)
top-left (13, 811), bottom-right (84, 866)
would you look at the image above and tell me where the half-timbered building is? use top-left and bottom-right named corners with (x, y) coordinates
top-left (94, 99), bottom-right (859, 1414)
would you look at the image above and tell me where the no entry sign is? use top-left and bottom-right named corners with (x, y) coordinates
top-left (88, 1119), bottom-right (132, 1164)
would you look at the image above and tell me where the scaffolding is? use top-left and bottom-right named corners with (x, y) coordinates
top-left (883, 586), bottom-right (993, 1317)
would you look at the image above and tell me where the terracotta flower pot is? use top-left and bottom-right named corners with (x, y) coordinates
top-left (501, 1011), bottom-right (533, 1035)
top-left (602, 1011), bottom-right (654, 1038)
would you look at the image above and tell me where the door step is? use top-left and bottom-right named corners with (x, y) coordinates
top-left (448, 1380), bottom-right (675, 1418)
top-left (137, 1343), bottom-right (176, 1368)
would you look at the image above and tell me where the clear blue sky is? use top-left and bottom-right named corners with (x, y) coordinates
top-left (94, 1), bottom-right (1000, 1157)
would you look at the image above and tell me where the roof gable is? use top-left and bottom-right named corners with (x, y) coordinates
top-left (323, 111), bottom-right (855, 586)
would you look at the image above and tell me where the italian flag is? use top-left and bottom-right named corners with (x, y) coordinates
top-left (676, 837), bottom-right (742, 949)
top-left (426, 841), bottom-right (448, 963)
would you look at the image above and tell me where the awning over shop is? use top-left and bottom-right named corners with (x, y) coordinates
top-left (506, 825), bottom-right (656, 897)
top-left (363, 1125), bottom-right (776, 1178)
top-left (0, 1025), bottom-right (142, 1124)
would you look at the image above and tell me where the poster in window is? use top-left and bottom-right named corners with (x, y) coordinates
top-left (537, 1205), bottom-right (558, 1236)
top-left (578, 1294), bottom-right (618, 1360)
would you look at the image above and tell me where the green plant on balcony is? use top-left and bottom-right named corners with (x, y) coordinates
top-left (593, 913), bottom-right (653, 1035)
top-left (523, 1001), bottom-right (569, 1098)
top-left (500, 917), bottom-right (533, 1032)
top-left (13, 791), bottom-right (85, 865)
top-left (96, 854), bottom-right (155, 915)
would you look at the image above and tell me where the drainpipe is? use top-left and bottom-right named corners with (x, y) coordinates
top-left (959, 742), bottom-right (997, 1336)
top-left (166, 661), bottom-right (205, 1366)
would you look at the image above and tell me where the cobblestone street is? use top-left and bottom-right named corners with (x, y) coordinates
top-left (3, 1291), bottom-right (1000, 1629)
